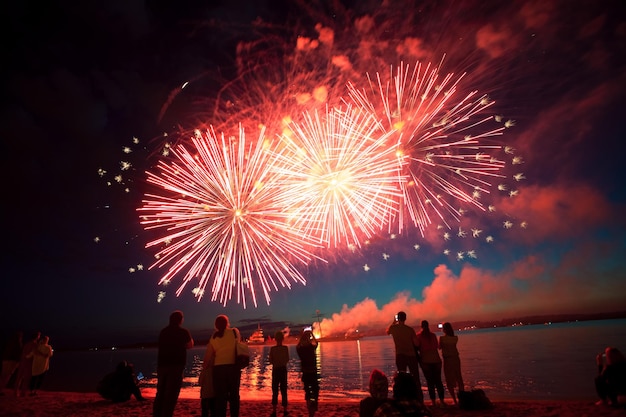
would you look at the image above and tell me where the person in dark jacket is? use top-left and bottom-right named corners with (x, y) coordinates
top-left (153, 310), bottom-right (194, 417)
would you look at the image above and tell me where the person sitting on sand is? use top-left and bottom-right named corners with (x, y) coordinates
top-left (359, 369), bottom-right (390, 417)
top-left (373, 372), bottom-right (431, 417)
top-left (595, 346), bottom-right (626, 407)
top-left (97, 360), bottom-right (145, 403)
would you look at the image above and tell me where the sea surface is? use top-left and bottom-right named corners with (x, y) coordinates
top-left (42, 318), bottom-right (626, 401)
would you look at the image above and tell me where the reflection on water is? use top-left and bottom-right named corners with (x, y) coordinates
top-left (177, 339), bottom-right (389, 401)
top-left (46, 318), bottom-right (626, 400)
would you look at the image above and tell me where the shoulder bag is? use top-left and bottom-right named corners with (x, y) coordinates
top-left (233, 329), bottom-right (250, 369)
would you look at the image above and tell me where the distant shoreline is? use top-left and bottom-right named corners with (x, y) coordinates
top-left (59, 312), bottom-right (626, 352)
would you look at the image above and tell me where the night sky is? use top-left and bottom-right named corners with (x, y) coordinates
top-left (2, 0), bottom-right (625, 349)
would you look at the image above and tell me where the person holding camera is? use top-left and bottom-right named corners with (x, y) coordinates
top-left (297, 329), bottom-right (319, 417)
top-left (595, 346), bottom-right (626, 407)
top-left (386, 311), bottom-right (423, 403)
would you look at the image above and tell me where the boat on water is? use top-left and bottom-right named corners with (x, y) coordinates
top-left (247, 325), bottom-right (266, 345)
top-left (246, 324), bottom-right (364, 345)
top-left (247, 326), bottom-right (300, 345)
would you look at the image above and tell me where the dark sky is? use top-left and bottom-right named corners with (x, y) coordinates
top-left (2, 0), bottom-right (625, 349)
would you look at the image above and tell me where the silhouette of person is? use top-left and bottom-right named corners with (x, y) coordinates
top-left (29, 335), bottom-right (53, 395)
top-left (386, 311), bottom-right (423, 402)
top-left (296, 329), bottom-right (319, 417)
top-left (0, 330), bottom-right (23, 391)
top-left (204, 314), bottom-right (242, 417)
top-left (359, 368), bottom-right (389, 417)
top-left (438, 322), bottom-right (464, 405)
top-left (595, 346), bottom-right (626, 407)
top-left (198, 358), bottom-right (215, 417)
top-left (153, 310), bottom-right (194, 417)
top-left (269, 330), bottom-right (289, 416)
top-left (14, 331), bottom-right (39, 397)
top-left (373, 372), bottom-right (432, 416)
top-left (97, 360), bottom-right (145, 402)
top-left (416, 320), bottom-right (445, 407)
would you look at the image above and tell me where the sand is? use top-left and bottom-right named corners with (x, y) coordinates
top-left (2, 389), bottom-right (626, 417)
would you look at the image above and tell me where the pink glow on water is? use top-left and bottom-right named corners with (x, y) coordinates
top-left (44, 319), bottom-right (626, 400)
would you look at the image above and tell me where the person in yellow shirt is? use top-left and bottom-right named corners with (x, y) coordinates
top-left (204, 315), bottom-right (242, 417)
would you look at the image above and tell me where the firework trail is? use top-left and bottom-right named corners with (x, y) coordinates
top-left (347, 60), bottom-right (514, 237)
top-left (138, 125), bottom-right (323, 307)
top-left (275, 106), bottom-right (405, 249)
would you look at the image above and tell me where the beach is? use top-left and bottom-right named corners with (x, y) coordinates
top-left (1, 389), bottom-right (625, 417)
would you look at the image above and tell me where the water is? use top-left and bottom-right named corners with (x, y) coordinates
top-left (42, 318), bottom-right (626, 401)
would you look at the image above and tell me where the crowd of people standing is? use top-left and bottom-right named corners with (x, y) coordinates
top-left (150, 309), bottom-right (459, 417)
top-left (376, 311), bottom-right (464, 415)
top-left (147, 310), bottom-right (319, 417)
top-left (6, 310), bottom-right (622, 416)
top-left (195, 314), bottom-right (320, 417)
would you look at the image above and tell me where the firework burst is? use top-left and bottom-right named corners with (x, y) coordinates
top-left (158, 20), bottom-right (352, 150)
top-left (138, 125), bottom-right (323, 307)
top-left (347, 60), bottom-right (516, 237)
top-left (124, 4), bottom-right (530, 305)
top-left (275, 106), bottom-right (405, 249)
